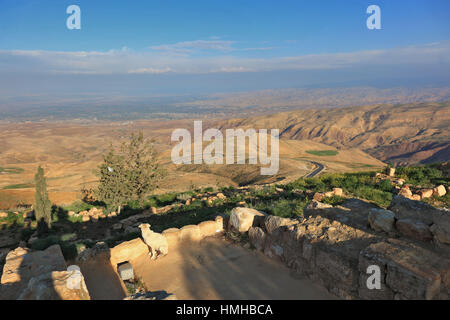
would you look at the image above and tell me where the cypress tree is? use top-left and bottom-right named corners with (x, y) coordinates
top-left (34, 166), bottom-right (52, 232)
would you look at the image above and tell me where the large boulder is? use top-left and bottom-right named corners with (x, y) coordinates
top-left (430, 210), bottom-right (450, 245)
top-left (230, 207), bottom-right (266, 233)
top-left (433, 185), bottom-right (447, 197)
top-left (395, 219), bottom-right (433, 242)
top-left (264, 215), bottom-right (298, 235)
top-left (368, 209), bottom-right (395, 233)
top-left (18, 270), bottom-right (90, 300)
top-left (419, 189), bottom-right (434, 199)
top-left (398, 187), bottom-right (412, 199)
top-left (0, 245), bottom-right (68, 299)
top-left (359, 239), bottom-right (450, 300)
top-left (1, 245), bottom-right (66, 285)
top-left (306, 200), bottom-right (332, 210)
top-left (388, 195), bottom-right (439, 225)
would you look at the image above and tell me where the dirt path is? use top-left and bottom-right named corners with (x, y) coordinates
top-left (132, 237), bottom-right (336, 300)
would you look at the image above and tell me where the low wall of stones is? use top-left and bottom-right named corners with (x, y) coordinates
top-left (109, 216), bottom-right (225, 267)
top-left (231, 200), bottom-right (450, 300)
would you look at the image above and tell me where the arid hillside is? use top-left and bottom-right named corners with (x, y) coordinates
top-left (216, 102), bottom-right (450, 165)
top-left (0, 118), bottom-right (384, 209)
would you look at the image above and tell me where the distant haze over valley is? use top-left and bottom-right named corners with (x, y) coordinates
top-left (0, 86), bottom-right (449, 121)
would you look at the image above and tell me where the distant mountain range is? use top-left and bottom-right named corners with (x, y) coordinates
top-left (215, 102), bottom-right (450, 165)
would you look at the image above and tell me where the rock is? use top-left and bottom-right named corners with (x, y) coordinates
top-left (410, 194), bottom-right (421, 201)
top-left (198, 220), bottom-right (221, 238)
top-left (0, 212), bottom-right (8, 218)
top-left (216, 192), bottom-right (226, 200)
top-left (1, 245), bottom-right (67, 285)
top-left (359, 239), bottom-right (449, 300)
top-left (368, 208), bottom-right (395, 233)
top-left (0, 232), bottom-right (19, 248)
top-left (230, 207), bottom-right (266, 233)
top-left (248, 227), bottom-right (266, 251)
top-left (108, 211), bottom-right (117, 217)
top-left (433, 185), bottom-right (447, 197)
top-left (388, 195), bottom-right (440, 225)
top-left (179, 225), bottom-right (202, 242)
top-left (313, 192), bottom-right (325, 201)
top-left (151, 207), bottom-right (157, 214)
top-left (333, 188), bottom-right (343, 196)
top-left (419, 189), bottom-right (434, 199)
top-left (18, 271), bottom-right (90, 300)
top-left (27, 236), bottom-right (39, 246)
top-left (110, 238), bottom-right (149, 266)
top-left (215, 216), bottom-right (225, 232)
top-left (306, 200), bottom-right (333, 209)
top-left (398, 187), bottom-right (412, 198)
top-left (264, 215), bottom-right (297, 235)
top-left (388, 168), bottom-right (396, 177)
top-left (82, 216), bottom-right (90, 222)
top-left (185, 199), bottom-right (191, 206)
top-left (117, 262), bottom-right (134, 281)
top-left (0, 245), bottom-right (67, 299)
top-left (396, 219), bottom-right (433, 242)
top-left (430, 210), bottom-right (450, 244)
top-left (68, 211), bottom-right (76, 217)
top-left (76, 242), bottom-right (109, 263)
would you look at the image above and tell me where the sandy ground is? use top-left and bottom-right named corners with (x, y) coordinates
top-left (131, 237), bottom-right (336, 300)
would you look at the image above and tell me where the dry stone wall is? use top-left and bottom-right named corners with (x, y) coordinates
top-left (239, 198), bottom-right (450, 300)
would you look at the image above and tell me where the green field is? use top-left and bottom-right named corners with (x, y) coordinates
top-left (0, 167), bottom-right (24, 174)
top-left (306, 150), bottom-right (339, 156)
top-left (2, 183), bottom-right (34, 190)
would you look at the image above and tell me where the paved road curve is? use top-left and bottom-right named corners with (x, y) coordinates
top-left (304, 161), bottom-right (326, 178)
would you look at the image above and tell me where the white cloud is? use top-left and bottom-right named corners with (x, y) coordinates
top-left (0, 41), bottom-right (449, 76)
top-left (128, 67), bottom-right (172, 74)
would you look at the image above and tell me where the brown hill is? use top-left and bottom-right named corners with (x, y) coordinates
top-left (215, 102), bottom-right (450, 165)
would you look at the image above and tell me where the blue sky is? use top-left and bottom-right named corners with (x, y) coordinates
top-left (0, 0), bottom-right (449, 98)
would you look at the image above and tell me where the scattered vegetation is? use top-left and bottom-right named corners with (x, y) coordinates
top-left (396, 164), bottom-right (449, 187)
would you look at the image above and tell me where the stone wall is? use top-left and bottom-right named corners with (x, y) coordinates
top-left (235, 200), bottom-right (450, 300)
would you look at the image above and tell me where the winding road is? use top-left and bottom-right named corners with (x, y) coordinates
top-left (304, 161), bottom-right (326, 178)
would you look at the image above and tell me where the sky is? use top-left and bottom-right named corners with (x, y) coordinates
top-left (0, 0), bottom-right (449, 100)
